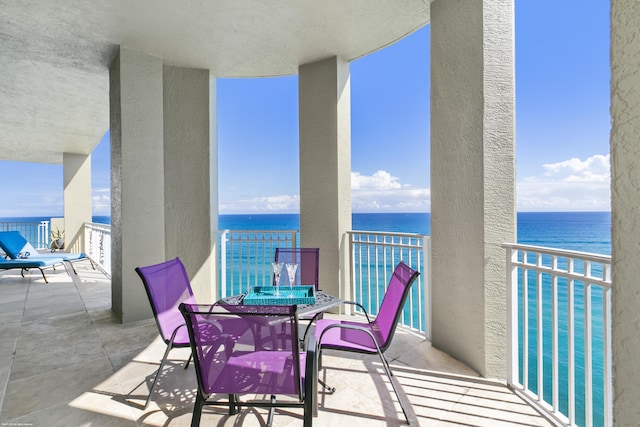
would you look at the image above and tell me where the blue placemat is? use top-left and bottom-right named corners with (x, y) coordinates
top-left (243, 285), bottom-right (316, 306)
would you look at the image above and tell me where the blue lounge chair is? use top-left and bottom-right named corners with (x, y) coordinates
top-left (0, 231), bottom-right (95, 274)
top-left (0, 256), bottom-right (65, 283)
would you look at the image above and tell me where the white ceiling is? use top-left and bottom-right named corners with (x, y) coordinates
top-left (0, 0), bottom-right (430, 163)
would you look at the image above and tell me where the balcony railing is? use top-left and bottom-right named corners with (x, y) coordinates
top-left (218, 229), bottom-right (298, 297)
top-left (84, 222), bottom-right (112, 276)
top-left (504, 243), bottom-right (612, 427)
top-left (347, 230), bottom-right (430, 338)
top-left (0, 220), bottom-right (49, 249)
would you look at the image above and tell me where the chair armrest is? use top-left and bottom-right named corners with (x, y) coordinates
top-left (301, 300), bottom-right (371, 345)
top-left (317, 322), bottom-right (383, 354)
top-left (341, 301), bottom-right (371, 322)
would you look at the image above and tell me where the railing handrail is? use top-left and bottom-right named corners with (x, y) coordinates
top-left (347, 229), bottom-right (428, 239)
top-left (502, 242), bottom-right (611, 264)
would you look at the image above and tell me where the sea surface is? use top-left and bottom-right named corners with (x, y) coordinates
top-left (0, 211), bottom-right (613, 255)
top-left (0, 211), bottom-right (611, 426)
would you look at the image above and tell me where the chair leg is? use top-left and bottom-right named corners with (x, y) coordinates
top-left (375, 350), bottom-right (410, 425)
top-left (228, 394), bottom-right (238, 415)
top-left (144, 343), bottom-right (173, 409)
top-left (191, 393), bottom-right (205, 427)
top-left (305, 335), bottom-right (318, 418)
top-left (38, 268), bottom-right (49, 283)
top-left (316, 347), bottom-right (336, 393)
top-left (184, 352), bottom-right (192, 369)
top-left (266, 395), bottom-right (276, 427)
top-left (68, 261), bottom-right (78, 274)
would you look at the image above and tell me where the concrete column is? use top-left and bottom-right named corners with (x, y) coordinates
top-left (611, 1), bottom-right (640, 424)
top-left (163, 65), bottom-right (218, 303)
top-left (109, 47), bottom-right (164, 323)
top-left (298, 56), bottom-right (352, 300)
top-left (62, 152), bottom-right (92, 252)
top-left (430, 0), bottom-right (515, 379)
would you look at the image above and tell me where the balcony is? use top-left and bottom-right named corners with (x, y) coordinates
top-left (0, 261), bottom-right (554, 426)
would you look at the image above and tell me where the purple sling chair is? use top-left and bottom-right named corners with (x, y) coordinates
top-left (314, 261), bottom-right (420, 425)
top-left (274, 247), bottom-right (320, 290)
top-left (135, 257), bottom-right (196, 408)
top-left (180, 302), bottom-right (317, 427)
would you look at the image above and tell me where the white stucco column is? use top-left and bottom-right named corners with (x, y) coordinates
top-left (611, 1), bottom-right (640, 424)
top-left (110, 47), bottom-right (164, 322)
top-left (163, 65), bottom-right (218, 303)
top-left (62, 152), bottom-right (92, 252)
top-left (430, 0), bottom-right (515, 379)
top-left (298, 56), bottom-right (352, 300)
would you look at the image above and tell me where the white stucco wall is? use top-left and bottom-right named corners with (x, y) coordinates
top-left (430, 0), bottom-right (515, 379)
top-left (610, 1), bottom-right (640, 424)
top-left (298, 56), bottom-right (352, 300)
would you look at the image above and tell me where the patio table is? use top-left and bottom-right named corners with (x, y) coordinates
top-left (219, 290), bottom-right (342, 318)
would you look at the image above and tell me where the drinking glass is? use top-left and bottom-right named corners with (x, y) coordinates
top-left (272, 261), bottom-right (284, 296)
top-left (285, 262), bottom-right (298, 287)
top-left (284, 263), bottom-right (298, 298)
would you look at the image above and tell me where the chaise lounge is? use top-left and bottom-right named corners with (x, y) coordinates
top-left (0, 230), bottom-right (94, 274)
top-left (0, 256), bottom-right (66, 283)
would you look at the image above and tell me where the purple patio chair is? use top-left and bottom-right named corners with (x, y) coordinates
top-left (274, 247), bottom-right (320, 290)
top-left (314, 261), bottom-right (420, 424)
top-left (135, 257), bottom-right (196, 408)
top-left (275, 247), bottom-right (321, 325)
top-left (180, 302), bottom-right (317, 427)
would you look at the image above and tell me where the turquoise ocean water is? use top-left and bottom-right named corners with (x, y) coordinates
top-left (1, 211), bottom-right (611, 426)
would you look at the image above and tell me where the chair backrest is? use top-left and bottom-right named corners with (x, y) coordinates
top-left (371, 261), bottom-right (420, 351)
top-left (180, 303), bottom-right (303, 398)
top-left (135, 258), bottom-right (196, 343)
top-left (274, 247), bottom-right (320, 289)
top-left (0, 231), bottom-right (39, 259)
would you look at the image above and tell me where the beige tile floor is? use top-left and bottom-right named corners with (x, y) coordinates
top-left (0, 262), bottom-right (555, 427)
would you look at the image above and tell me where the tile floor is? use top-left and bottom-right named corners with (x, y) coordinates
top-left (0, 262), bottom-right (554, 426)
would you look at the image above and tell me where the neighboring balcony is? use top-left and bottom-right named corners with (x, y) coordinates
top-left (0, 221), bottom-right (612, 426)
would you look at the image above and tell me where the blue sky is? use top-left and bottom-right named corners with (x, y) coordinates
top-left (0, 0), bottom-right (610, 217)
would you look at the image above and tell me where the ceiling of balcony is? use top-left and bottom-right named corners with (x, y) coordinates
top-left (0, 1), bottom-right (430, 164)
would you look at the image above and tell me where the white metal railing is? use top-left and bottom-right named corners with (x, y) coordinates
top-left (216, 229), bottom-right (430, 335)
top-left (0, 220), bottom-right (50, 249)
top-left (219, 229), bottom-right (298, 298)
top-left (504, 243), bottom-right (612, 427)
top-left (348, 230), bottom-right (430, 338)
top-left (84, 222), bottom-right (112, 276)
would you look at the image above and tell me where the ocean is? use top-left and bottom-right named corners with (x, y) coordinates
top-left (0, 211), bottom-right (611, 426)
top-left (1, 211), bottom-right (612, 255)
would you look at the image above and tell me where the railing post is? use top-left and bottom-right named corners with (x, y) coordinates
top-left (603, 266), bottom-right (613, 427)
top-left (424, 235), bottom-right (432, 341)
top-left (505, 244), bottom-right (519, 386)
top-left (220, 230), bottom-right (229, 298)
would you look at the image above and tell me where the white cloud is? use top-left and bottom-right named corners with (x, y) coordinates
top-left (92, 188), bottom-right (111, 215)
top-left (352, 170), bottom-right (402, 190)
top-left (518, 154), bottom-right (610, 211)
top-left (351, 171), bottom-right (429, 212)
top-left (89, 155), bottom-right (610, 215)
top-left (220, 194), bottom-right (300, 214)
top-left (219, 170), bottom-right (430, 214)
